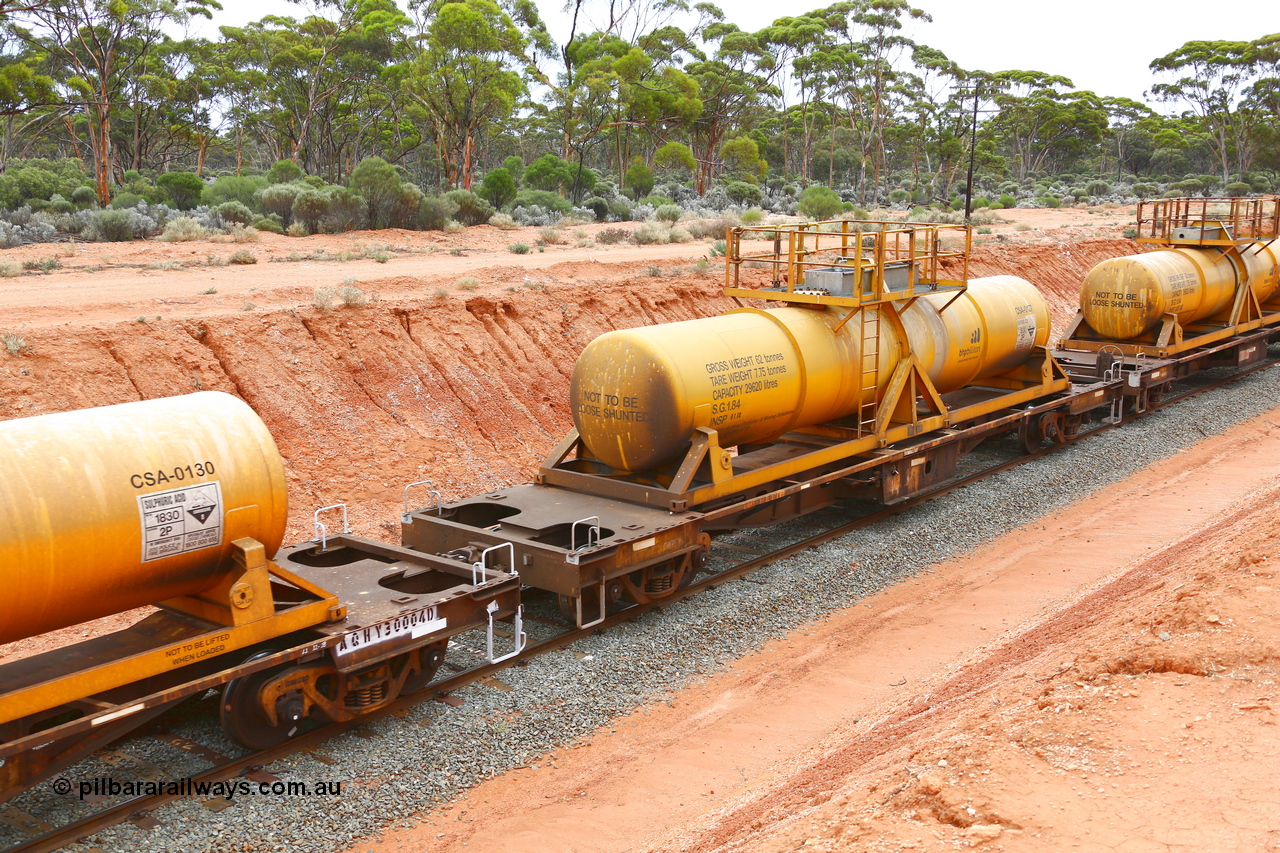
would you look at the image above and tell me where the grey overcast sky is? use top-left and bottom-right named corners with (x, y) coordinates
top-left (196, 0), bottom-right (1276, 104)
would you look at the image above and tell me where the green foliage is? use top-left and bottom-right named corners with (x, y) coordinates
top-left (216, 201), bottom-right (255, 224)
top-left (419, 195), bottom-right (460, 230)
top-left (70, 186), bottom-right (97, 206)
top-left (156, 172), bottom-right (205, 210)
top-left (349, 157), bottom-right (419, 228)
top-left (1123, 227), bottom-right (1138, 238)
top-left (739, 207), bottom-right (764, 224)
top-left (724, 181), bottom-right (762, 206)
top-left (267, 160), bottom-right (305, 184)
top-left (608, 199), bottom-right (633, 221)
top-left (110, 190), bottom-right (144, 208)
top-left (208, 176), bottom-right (267, 208)
top-left (252, 216), bottom-right (285, 234)
top-left (513, 189), bottom-right (571, 213)
top-left (86, 209), bottom-right (139, 242)
top-left (325, 186), bottom-right (366, 231)
top-left (654, 141), bottom-right (696, 175)
top-left (1225, 181), bottom-right (1252, 196)
top-left (888, 189), bottom-right (910, 204)
top-left (508, 242), bottom-right (530, 254)
top-left (257, 183), bottom-right (303, 224)
top-left (655, 204), bottom-right (682, 223)
top-left (624, 156), bottom-right (654, 198)
top-left (582, 197), bottom-right (609, 222)
top-left (292, 188), bottom-right (331, 233)
top-left (0, 159), bottom-right (86, 209)
top-left (1085, 180), bottom-right (1111, 196)
top-left (443, 189), bottom-right (493, 225)
top-left (972, 197), bottom-right (991, 209)
top-left (720, 135), bottom-right (767, 181)
top-left (1038, 195), bottom-right (1061, 208)
top-left (478, 168), bottom-right (517, 209)
top-left (1129, 183), bottom-right (1155, 199)
top-left (406, 0), bottom-right (528, 189)
top-left (797, 186), bottom-right (841, 219)
top-left (999, 194), bottom-right (1017, 208)
top-left (502, 155), bottom-right (526, 186)
top-left (524, 153), bottom-right (575, 193)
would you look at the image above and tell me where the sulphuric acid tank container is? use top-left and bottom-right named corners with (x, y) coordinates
top-left (0, 391), bottom-right (288, 645)
top-left (570, 275), bottom-right (1050, 472)
top-left (1078, 243), bottom-right (1279, 340)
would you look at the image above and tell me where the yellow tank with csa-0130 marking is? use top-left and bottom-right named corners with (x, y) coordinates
top-left (570, 275), bottom-right (1051, 472)
top-left (0, 391), bottom-right (288, 645)
top-left (1079, 242), bottom-right (1280, 340)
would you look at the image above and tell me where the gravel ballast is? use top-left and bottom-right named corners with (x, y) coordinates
top-left (27, 360), bottom-right (1280, 853)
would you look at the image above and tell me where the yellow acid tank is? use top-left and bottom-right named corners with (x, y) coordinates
top-left (1079, 243), bottom-right (1280, 340)
top-left (0, 391), bottom-right (288, 645)
top-left (570, 275), bottom-right (1050, 472)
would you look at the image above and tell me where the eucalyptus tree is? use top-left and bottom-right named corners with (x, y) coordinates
top-left (987, 70), bottom-right (1106, 181)
top-left (819, 0), bottom-right (930, 202)
top-left (1150, 39), bottom-right (1260, 184)
top-left (1241, 33), bottom-right (1280, 172)
top-left (0, 46), bottom-right (59, 167)
top-left (898, 45), bottom-right (967, 198)
top-left (218, 0), bottom-right (410, 178)
top-left (757, 9), bottom-right (836, 179)
top-left (1099, 96), bottom-right (1153, 180)
top-left (403, 0), bottom-right (532, 189)
top-left (8, 0), bottom-right (220, 202)
top-left (685, 10), bottom-right (778, 192)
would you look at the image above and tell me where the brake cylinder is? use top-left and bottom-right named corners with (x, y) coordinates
top-left (570, 275), bottom-right (1050, 472)
top-left (0, 391), bottom-right (288, 645)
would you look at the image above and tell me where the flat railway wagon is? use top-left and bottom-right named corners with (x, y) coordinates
top-left (0, 393), bottom-right (524, 801)
top-left (0, 198), bottom-right (1276, 810)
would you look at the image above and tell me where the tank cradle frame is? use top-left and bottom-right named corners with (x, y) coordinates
top-left (404, 220), bottom-right (1073, 629)
top-left (1060, 196), bottom-right (1280, 358)
top-left (0, 538), bottom-right (340, 801)
top-left (0, 532), bottom-right (523, 803)
top-left (540, 219), bottom-right (1071, 514)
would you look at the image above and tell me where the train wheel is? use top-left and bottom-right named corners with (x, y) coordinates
top-left (220, 651), bottom-right (305, 751)
top-left (399, 641), bottom-right (449, 695)
top-left (1017, 415), bottom-right (1044, 454)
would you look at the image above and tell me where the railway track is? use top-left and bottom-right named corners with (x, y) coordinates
top-left (5, 351), bottom-right (1275, 853)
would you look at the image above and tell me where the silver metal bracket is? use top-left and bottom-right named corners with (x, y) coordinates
top-left (485, 601), bottom-right (526, 664)
top-left (313, 504), bottom-right (350, 550)
top-left (401, 480), bottom-right (442, 522)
